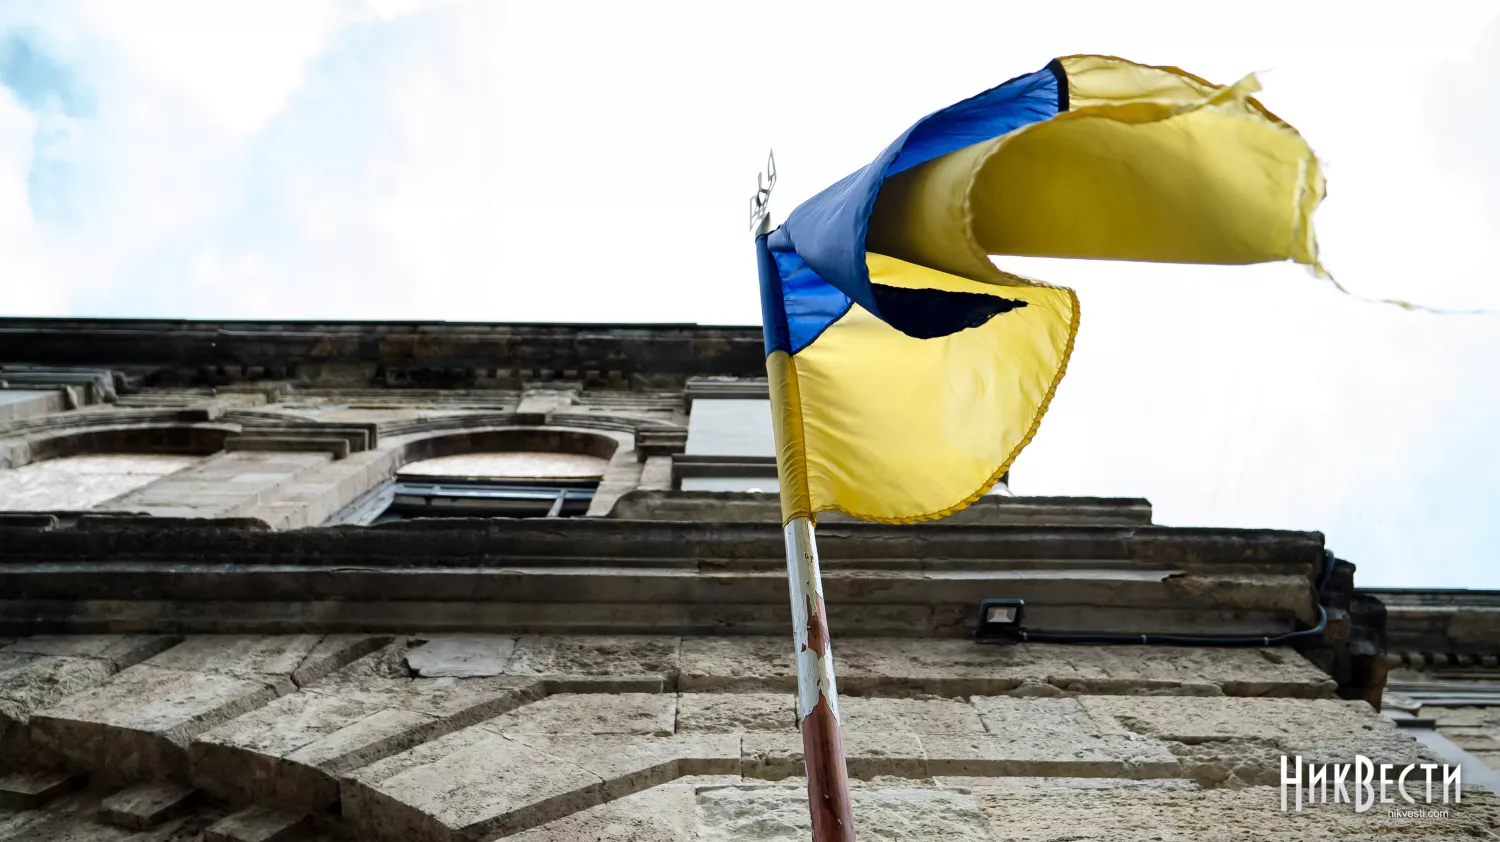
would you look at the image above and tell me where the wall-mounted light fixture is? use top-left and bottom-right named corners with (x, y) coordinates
top-left (975, 598), bottom-right (1026, 644)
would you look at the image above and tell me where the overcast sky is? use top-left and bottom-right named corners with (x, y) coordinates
top-left (1, 1), bottom-right (1497, 587)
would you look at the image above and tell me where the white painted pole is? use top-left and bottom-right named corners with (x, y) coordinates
top-left (784, 515), bottom-right (855, 841)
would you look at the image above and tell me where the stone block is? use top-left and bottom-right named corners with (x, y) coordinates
top-left (972, 696), bottom-right (1131, 738)
top-left (505, 636), bottom-right (681, 682)
top-left (921, 734), bottom-right (1178, 780)
top-left (679, 638), bottom-right (795, 692)
top-left (2, 635), bottom-right (182, 670)
top-left (677, 638), bottom-right (1334, 698)
top-left (482, 693), bottom-right (675, 736)
top-left (928, 698), bottom-right (1177, 780)
top-left (342, 725), bottom-right (604, 842)
top-left (30, 665), bottom-right (283, 780)
top-left (504, 734), bottom-right (741, 800)
top-left (971, 778), bottom-right (1500, 840)
top-left (1425, 706), bottom-right (1499, 728)
top-left (677, 692), bottom-right (984, 738)
top-left (1081, 696), bottom-right (1441, 786)
top-left (1440, 727), bottom-right (1500, 751)
top-left (0, 650), bottom-right (142, 759)
top-left (836, 640), bottom-right (1335, 698)
top-left (305, 652), bottom-right (543, 724)
top-left (192, 690), bottom-right (436, 811)
top-left (143, 635), bottom-right (321, 679)
top-left (507, 783), bottom-right (698, 842)
top-left (0, 652), bottom-right (116, 712)
top-left (0, 769), bottom-right (84, 809)
top-left (405, 634), bottom-right (517, 678)
top-left (187, 644), bottom-right (541, 810)
top-left (344, 725), bottom-right (741, 842)
top-left (841, 697), bottom-right (986, 735)
top-left (742, 731), bottom-right (926, 780)
top-left (825, 638), bottom-right (1028, 693)
top-left (696, 785), bottom-right (993, 842)
top-left (0, 787), bottom-right (131, 841)
top-left (204, 805), bottom-right (309, 842)
top-left (98, 781), bottom-right (197, 829)
top-left (254, 503), bottom-right (308, 531)
top-left (1082, 696), bottom-right (1375, 742)
top-left (290, 634), bottom-right (391, 686)
top-left (676, 693), bottom-right (797, 733)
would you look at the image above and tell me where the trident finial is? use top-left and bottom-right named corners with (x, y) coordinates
top-left (749, 150), bottom-right (777, 236)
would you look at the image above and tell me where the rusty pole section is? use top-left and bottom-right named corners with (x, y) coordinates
top-left (785, 515), bottom-right (856, 841)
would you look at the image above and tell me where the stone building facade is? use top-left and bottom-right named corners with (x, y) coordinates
top-left (0, 317), bottom-right (1496, 840)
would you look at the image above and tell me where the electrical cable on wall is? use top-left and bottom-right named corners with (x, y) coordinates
top-left (978, 549), bottom-right (1334, 647)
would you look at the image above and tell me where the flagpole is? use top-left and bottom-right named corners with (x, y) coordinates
top-left (751, 152), bottom-right (856, 842)
top-left (785, 515), bottom-right (857, 841)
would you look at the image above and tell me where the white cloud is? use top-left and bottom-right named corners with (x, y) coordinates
top-left (71, 0), bottom-right (350, 135)
top-left (0, 85), bottom-right (65, 313)
top-left (362, 0), bottom-right (454, 22)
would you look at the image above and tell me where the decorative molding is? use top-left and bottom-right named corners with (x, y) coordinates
top-left (228, 422), bottom-right (378, 452)
top-left (224, 436), bottom-right (351, 459)
top-left (684, 376), bottom-right (769, 404)
top-left (0, 319), bottom-right (765, 388)
top-left (670, 453), bottom-right (777, 487)
top-left (634, 427), bottom-right (688, 461)
top-left (0, 365), bottom-right (124, 407)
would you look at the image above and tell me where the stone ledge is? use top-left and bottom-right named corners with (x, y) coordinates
top-left (341, 727), bottom-right (740, 842)
top-left (0, 317), bottom-right (769, 386)
top-left (0, 769), bottom-right (84, 810)
top-left (611, 491), bottom-right (1155, 527)
top-left (98, 781), bottom-right (197, 829)
top-left (3, 634), bottom-right (182, 671)
top-left (0, 516), bottom-right (1325, 567)
top-left (0, 575), bottom-right (1315, 639)
top-left (22, 635), bottom-right (386, 781)
top-left (29, 665), bottom-right (287, 781)
top-left (224, 436), bottom-right (350, 459)
top-left (678, 638), bottom-right (1337, 699)
top-left (187, 639), bottom-right (539, 805)
top-left (205, 804), bottom-right (310, 842)
top-left (191, 691), bottom-right (441, 811)
top-left (0, 636), bottom-right (183, 763)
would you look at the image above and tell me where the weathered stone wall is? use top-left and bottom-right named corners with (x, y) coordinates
top-left (0, 385), bottom-right (674, 527)
top-left (0, 454), bottom-right (200, 511)
top-left (2, 323), bottom-right (1485, 839)
top-left (2, 634), bottom-right (1495, 841)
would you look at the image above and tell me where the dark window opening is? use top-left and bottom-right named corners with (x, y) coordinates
top-left (374, 477), bottom-right (597, 522)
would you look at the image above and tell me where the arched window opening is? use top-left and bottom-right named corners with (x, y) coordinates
top-left (378, 451), bottom-right (609, 521)
top-left (0, 454), bottom-right (200, 512)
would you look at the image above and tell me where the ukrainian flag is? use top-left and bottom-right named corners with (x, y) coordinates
top-left (759, 54), bottom-right (1324, 524)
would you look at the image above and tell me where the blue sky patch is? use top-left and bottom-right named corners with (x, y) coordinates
top-left (1, 32), bottom-right (93, 117)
